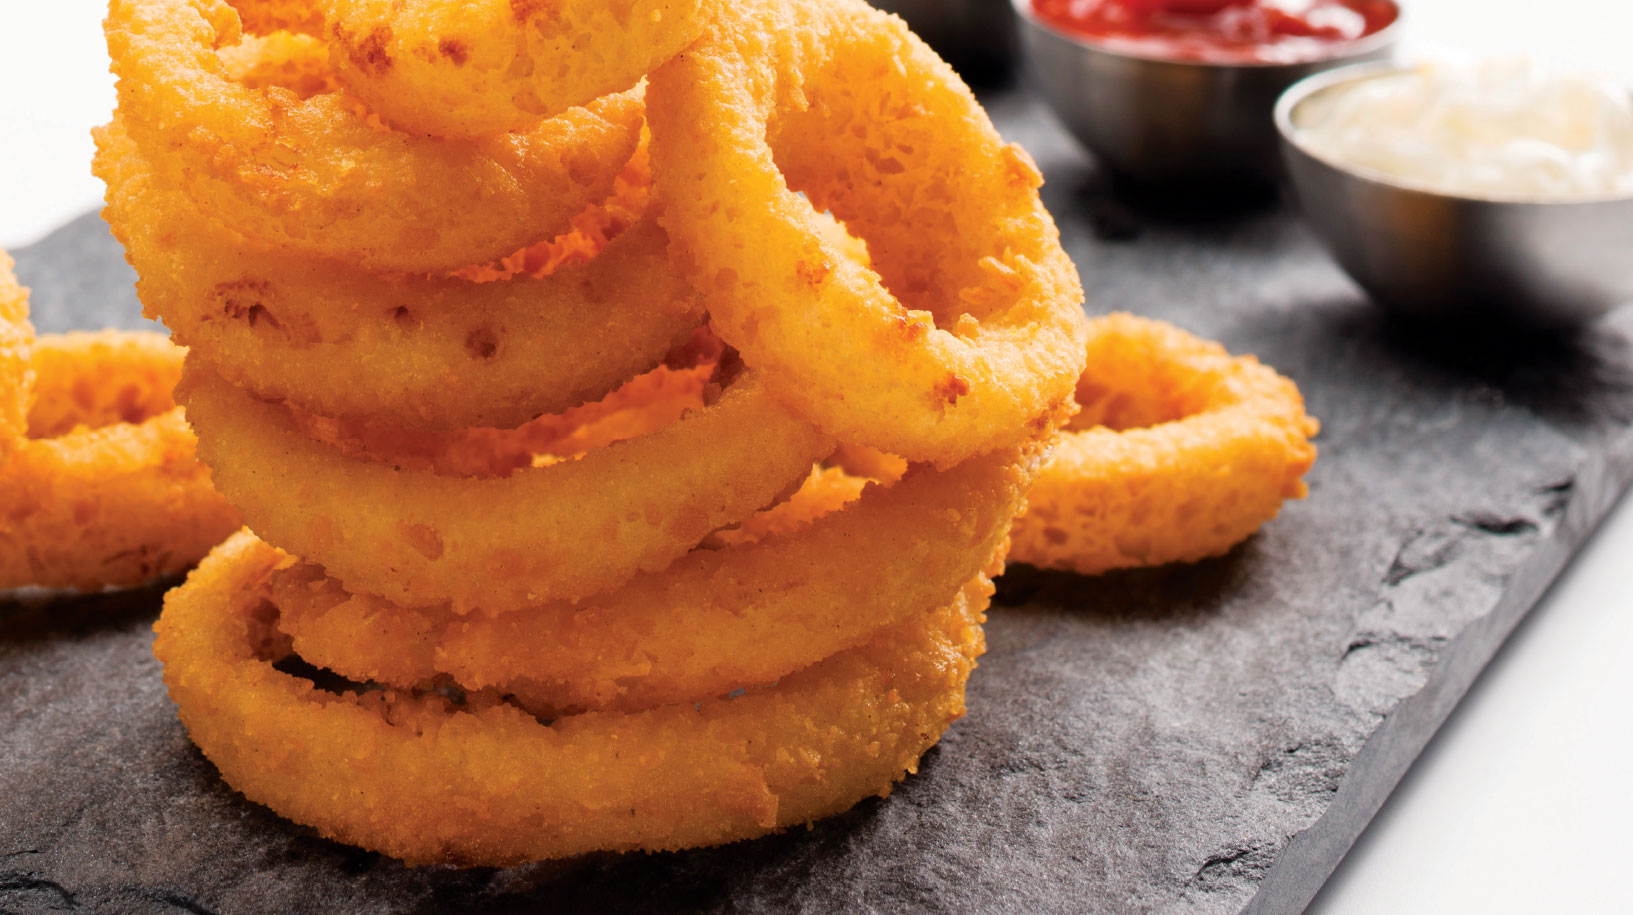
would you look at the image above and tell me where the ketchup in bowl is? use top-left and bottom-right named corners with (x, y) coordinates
top-left (1029, 0), bottom-right (1399, 65)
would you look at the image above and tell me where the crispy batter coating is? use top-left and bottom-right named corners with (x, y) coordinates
top-left (156, 533), bottom-right (990, 866)
top-left (649, 0), bottom-right (1087, 467)
top-left (1011, 314), bottom-right (1318, 574)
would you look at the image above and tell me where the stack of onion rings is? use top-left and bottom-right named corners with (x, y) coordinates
top-left (0, 254), bottom-right (241, 592)
top-left (102, 0), bottom-right (1088, 866)
top-left (1010, 314), bottom-right (1319, 575)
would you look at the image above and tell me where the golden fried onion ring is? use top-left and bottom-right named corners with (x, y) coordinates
top-left (1011, 314), bottom-right (1318, 574)
top-left (179, 362), bottom-right (834, 613)
top-left (96, 120), bottom-right (703, 430)
top-left (155, 532), bottom-right (990, 866)
top-left (649, 0), bottom-right (1088, 467)
top-left (0, 332), bottom-right (241, 591)
top-left (325, 0), bottom-right (712, 139)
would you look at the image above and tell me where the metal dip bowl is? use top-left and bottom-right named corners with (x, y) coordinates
top-left (873, 0), bottom-right (1017, 82)
top-left (1277, 63), bottom-right (1633, 327)
top-left (1011, 0), bottom-right (1401, 185)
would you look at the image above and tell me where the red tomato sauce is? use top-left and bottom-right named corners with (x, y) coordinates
top-left (1030, 0), bottom-right (1399, 64)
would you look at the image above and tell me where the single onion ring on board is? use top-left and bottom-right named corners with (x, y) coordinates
top-left (104, 0), bottom-right (644, 273)
top-left (271, 446), bottom-right (1035, 715)
top-left (96, 120), bottom-right (704, 430)
top-left (0, 251), bottom-right (33, 456)
top-left (649, 0), bottom-right (1088, 467)
top-left (155, 531), bottom-right (991, 866)
top-left (325, 0), bottom-right (713, 139)
top-left (1010, 314), bottom-right (1318, 575)
top-left (178, 361), bottom-right (834, 613)
top-left (0, 332), bottom-right (241, 591)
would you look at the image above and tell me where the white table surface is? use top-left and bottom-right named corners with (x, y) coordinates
top-left (2, 3), bottom-right (1629, 912)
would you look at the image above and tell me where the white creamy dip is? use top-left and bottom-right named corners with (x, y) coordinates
top-left (1296, 58), bottom-right (1633, 199)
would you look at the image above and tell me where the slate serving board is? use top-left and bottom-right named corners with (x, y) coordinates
top-left (5, 88), bottom-right (1633, 915)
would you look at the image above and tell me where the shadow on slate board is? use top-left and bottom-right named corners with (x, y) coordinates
top-left (4, 88), bottom-right (1633, 915)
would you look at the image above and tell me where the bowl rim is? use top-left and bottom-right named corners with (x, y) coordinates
top-left (1275, 60), bottom-right (1633, 206)
top-left (1009, 0), bottom-right (1405, 71)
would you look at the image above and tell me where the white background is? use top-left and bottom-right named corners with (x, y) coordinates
top-left (1, 3), bottom-right (1629, 912)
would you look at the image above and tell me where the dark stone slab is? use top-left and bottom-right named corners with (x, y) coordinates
top-left (9, 210), bottom-right (155, 336)
top-left (5, 91), bottom-right (1633, 915)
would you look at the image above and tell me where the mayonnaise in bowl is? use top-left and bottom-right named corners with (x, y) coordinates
top-left (1293, 57), bottom-right (1633, 200)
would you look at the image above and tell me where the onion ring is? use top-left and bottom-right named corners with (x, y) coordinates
top-left (96, 120), bottom-right (703, 430)
top-left (105, 0), bottom-right (644, 272)
top-left (155, 531), bottom-right (990, 866)
top-left (1010, 314), bottom-right (1319, 574)
top-left (179, 362), bottom-right (834, 613)
top-left (271, 446), bottom-right (1034, 714)
top-left (0, 332), bottom-right (241, 592)
top-left (325, 0), bottom-right (712, 139)
top-left (648, 0), bottom-right (1088, 466)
